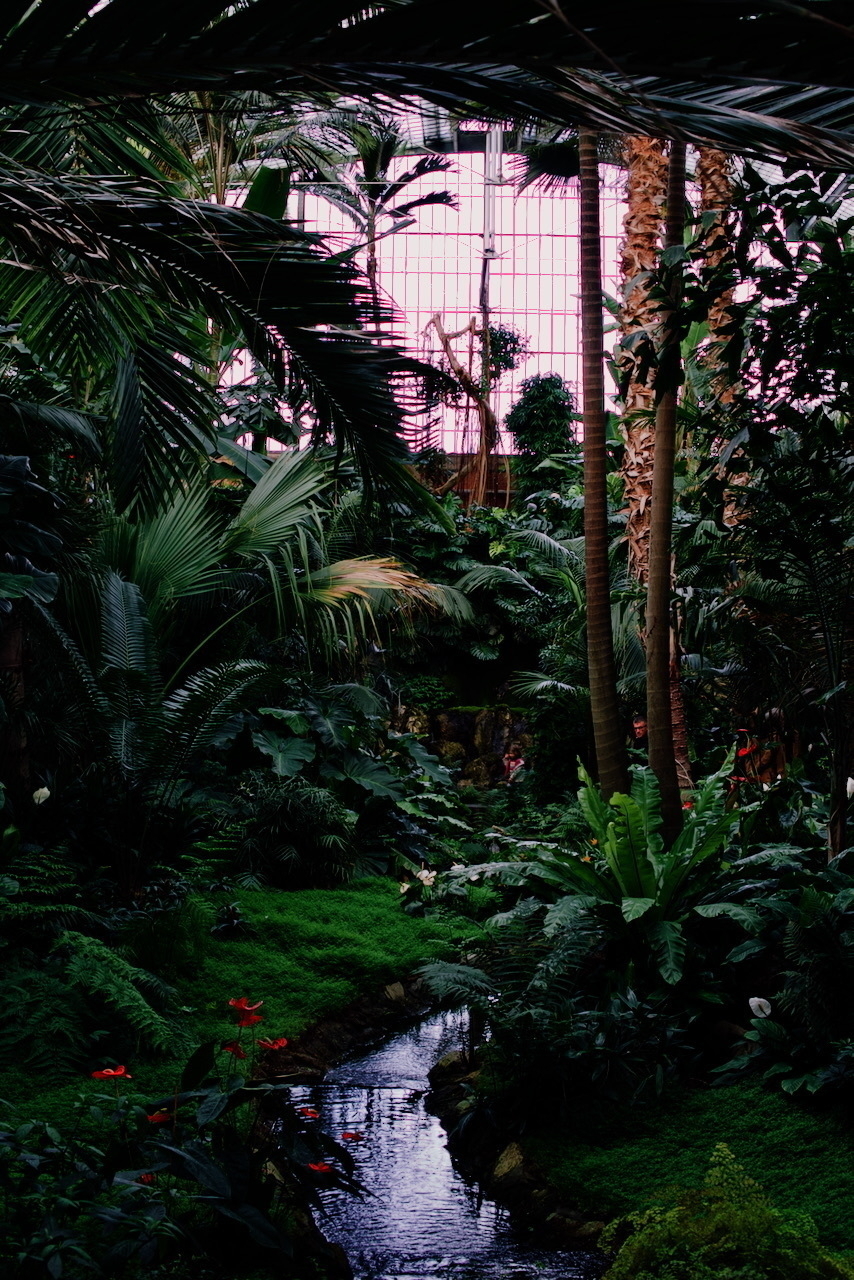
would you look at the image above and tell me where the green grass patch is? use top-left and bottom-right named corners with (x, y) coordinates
top-left (0, 878), bottom-right (469, 1123)
top-left (529, 1081), bottom-right (854, 1251)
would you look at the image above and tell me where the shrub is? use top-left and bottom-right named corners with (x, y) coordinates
top-left (601, 1144), bottom-right (854, 1279)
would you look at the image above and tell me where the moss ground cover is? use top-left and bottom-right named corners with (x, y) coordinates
top-left (529, 1081), bottom-right (854, 1251)
top-left (0, 878), bottom-right (465, 1121)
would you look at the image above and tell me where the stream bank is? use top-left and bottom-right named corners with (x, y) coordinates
top-left (426, 1050), bottom-right (608, 1251)
top-left (281, 1009), bottom-right (604, 1280)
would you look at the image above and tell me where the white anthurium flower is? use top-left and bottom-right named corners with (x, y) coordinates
top-left (32, 787), bottom-right (50, 805)
top-left (749, 997), bottom-right (772, 1019)
top-left (847, 777), bottom-right (854, 799)
top-left (399, 881), bottom-right (410, 894)
top-left (415, 869), bottom-right (436, 887)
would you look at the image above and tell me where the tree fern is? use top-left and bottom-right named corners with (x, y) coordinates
top-left (0, 964), bottom-right (89, 1079)
top-left (56, 931), bottom-right (186, 1054)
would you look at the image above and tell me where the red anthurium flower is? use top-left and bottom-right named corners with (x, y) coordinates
top-left (228, 997), bottom-right (263, 1011)
top-left (236, 1013), bottom-right (263, 1027)
top-left (222, 1042), bottom-right (247, 1059)
top-left (341, 1131), bottom-right (364, 1142)
top-left (682, 801), bottom-right (694, 809)
top-left (308, 1162), bottom-right (332, 1172)
top-left (257, 1037), bottom-right (288, 1050)
top-left (146, 1110), bottom-right (174, 1124)
top-left (137, 1173), bottom-right (157, 1184)
top-left (298, 1107), bottom-right (320, 1118)
top-left (91, 1065), bottom-right (132, 1080)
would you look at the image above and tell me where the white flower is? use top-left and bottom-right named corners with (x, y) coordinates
top-left (847, 777), bottom-right (854, 799)
top-left (399, 881), bottom-right (410, 894)
top-left (748, 997), bottom-right (772, 1019)
top-left (450, 863), bottom-right (465, 871)
top-left (32, 787), bottom-right (50, 805)
top-left (415, 869), bottom-right (436, 887)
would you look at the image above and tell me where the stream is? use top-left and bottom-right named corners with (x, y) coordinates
top-left (288, 1011), bottom-right (604, 1280)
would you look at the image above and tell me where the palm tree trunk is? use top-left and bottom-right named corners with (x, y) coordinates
top-left (646, 140), bottom-right (687, 843)
top-left (579, 130), bottom-right (629, 800)
top-left (696, 146), bottom-right (737, 403)
top-left (619, 136), bottom-right (668, 584)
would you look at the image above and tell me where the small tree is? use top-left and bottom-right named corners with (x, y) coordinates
top-left (504, 372), bottom-right (578, 481)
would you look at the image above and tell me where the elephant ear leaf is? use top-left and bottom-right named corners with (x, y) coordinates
top-left (647, 919), bottom-right (686, 985)
top-left (252, 731), bottom-right (315, 778)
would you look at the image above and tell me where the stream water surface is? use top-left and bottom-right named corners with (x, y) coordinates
top-left (288, 1012), bottom-right (604, 1280)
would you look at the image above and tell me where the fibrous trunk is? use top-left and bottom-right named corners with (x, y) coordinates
top-left (579, 130), bottom-right (629, 800)
top-left (619, 136), bottom-right (667, 585)
top-left (645, 140), bottom-right (687, 844)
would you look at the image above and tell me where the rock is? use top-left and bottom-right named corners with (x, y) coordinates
top-left (492, 1142), bottom-right (532, 1189)
top-left (427, 1050), bottom-right (467, 1085)
top-left (461, 753), bottom-right (503, 788)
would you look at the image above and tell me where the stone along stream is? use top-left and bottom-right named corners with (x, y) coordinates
top-left (287, 1011), bottom-right (604, 1280)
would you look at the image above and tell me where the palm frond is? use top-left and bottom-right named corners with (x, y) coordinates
top-left (154, 659), bottom-right (270, 788)
top-left (225, 447), bottom-right (330, 558)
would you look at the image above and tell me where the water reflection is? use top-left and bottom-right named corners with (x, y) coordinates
top-left (287, 1012), bottom-right (603, 1280)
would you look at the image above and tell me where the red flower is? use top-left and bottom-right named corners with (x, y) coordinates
top-left (91, 1065), bottom-right (132, 1080)
top-left (682, 801), bottom-right (694, 809)
top-left (257, 1037), bottom-right (288, 1050)
top-left (341, 1131), bottom-right (364, 1142)
top-left (298, 1107), bottom-right (320, 1118)
top-left (146, 1110), bottom-right (174, 1124)
top-left (737, 745), bottom-right (755, 756)
top-left (228, 997), bottom-right (263, 1011)
top-left (236, 1013), bottom-right (263, 1028)
top-left (137, 1173), bottom-right (157, 1184)
top-left (308, 1162), bottom-right (332, 1172)
top-left (222, 1041), bottom-right (247, 1059)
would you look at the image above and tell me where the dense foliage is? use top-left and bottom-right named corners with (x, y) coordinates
top-left (0, 19), bottom-right (853, 1274)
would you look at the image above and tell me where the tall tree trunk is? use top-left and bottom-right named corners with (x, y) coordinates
top-left (646, 140), bottom-right (687, 844)
top-left (618, 137), bottom-right (692, 792)
top-left (619, 136), bottom-right (668, 584)
top-left (579, 130), bottom-right (629, 800)
top-left (696, 146), bottom-right (737, 403)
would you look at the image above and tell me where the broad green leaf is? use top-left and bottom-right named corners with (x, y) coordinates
top-left (621, 896), bottom-right (656, 922)
top-left (321, 754), bottom-right (405, 799)
top-left (195, 1091), bottom-right (232, 1128)
top-left (242, 165), bottom-right (290, 221)
top-left (647, 919), bottom-right (686, 985)
top-left (159, 1143), bottom-right (231, 1197)
top-left (693, 902), bottom-right (760, 930)
top-left (577, 764), bottom-right (615, 845)
top-left (629, 766), bottom-right (664, 856)
top-left (252, 731), bottom-right (315, 778)
top-left (259, 707), bottom-right (310, 735)
top-left (180, 1041), bottom-right (217, 1092)
top-left (605, 792), bottom-right (656, 898)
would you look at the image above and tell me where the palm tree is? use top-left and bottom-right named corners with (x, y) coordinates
top-left (644, 141), bottom-right (687, 844)
top-left (579, 129), bottom-right (630, 798)
top-left (305, 109), bottom-right (456, 319)
top-left (619, 136), bottom-right (668, 585)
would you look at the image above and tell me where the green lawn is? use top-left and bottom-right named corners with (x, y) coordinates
top-left (0, 878), bottom-right (467, 1123)
top-left (530, 1081), bottom-right (854, 1251)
